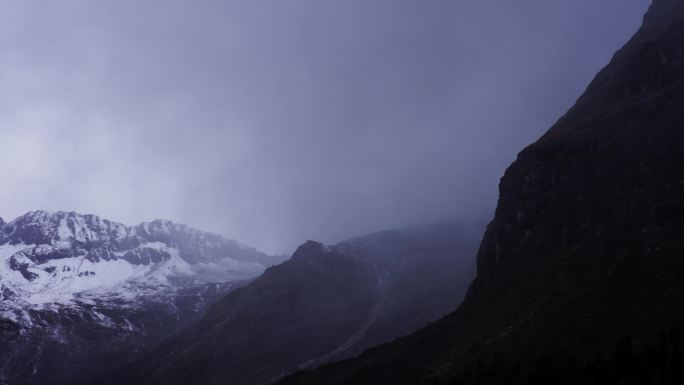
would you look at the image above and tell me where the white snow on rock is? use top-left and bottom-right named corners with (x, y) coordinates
top-left (0, 211), bottom-right (269, 312)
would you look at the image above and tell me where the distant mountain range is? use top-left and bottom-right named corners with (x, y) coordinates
top-left (0, 211), bottom-right (483, 385)
top-left (0, 210), bottom-right (283, 385)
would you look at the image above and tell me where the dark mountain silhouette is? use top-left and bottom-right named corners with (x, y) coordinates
top-left (96, 222), bottom-right (481, 385)
top-left (277, 1), bottom-right (684, 384)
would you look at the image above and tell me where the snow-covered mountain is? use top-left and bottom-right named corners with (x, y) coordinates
top-left (0, 210), bottom-right (273, 309)
top-left (0, 210), bottom-right (279, 384)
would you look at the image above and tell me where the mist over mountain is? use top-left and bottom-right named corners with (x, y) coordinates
top-left (96, 222), bottom-right (482, 385)
top-left (0, 0), bottom-right (648, 254)
top-left (0, 214), bottom-right (482, 385)
top-left (3, 1), bottom-right (682, 385)
top-left (277, 1), bottom-right (684, 383)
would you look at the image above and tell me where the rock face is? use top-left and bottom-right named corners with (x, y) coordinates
top-left (0, 211), bottom-right (273, 309)
top-left (0, 280), bottom-right (244, 385)
top-left (97, 222), bottom-right (482, 385)
top-left (277, 1), bottom-right (684, 384)
top-left (0, 210), bottom-right (279, 385)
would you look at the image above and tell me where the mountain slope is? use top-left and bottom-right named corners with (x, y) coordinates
top-left (0, 210), bottom-right (278, 385)
top-left (278, 1), bottom-right (684, 384)
top-left (98, 222), bottom-right (482, 385)
top-left (0, 210), bottom-right (273, 311)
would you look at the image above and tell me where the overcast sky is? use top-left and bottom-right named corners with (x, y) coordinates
top-left (0, 0), bottom-right (650, 254)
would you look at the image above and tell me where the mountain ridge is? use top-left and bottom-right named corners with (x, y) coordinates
top-left (0, 210), bottom-right (280, 385)
top-left (0, 210), bottom-right (277, 309)
top-left (95, 222), bottom-right (482, 385)
top-left (278, 1), bottom-right (684, 383)
top-left (1, 210), bottom-right (273, 263)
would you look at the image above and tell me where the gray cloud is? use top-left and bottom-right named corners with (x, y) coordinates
top-left (0, 0), bottom-right (650, 253)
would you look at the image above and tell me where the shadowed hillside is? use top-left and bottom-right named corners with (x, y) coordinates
top-left (278, 1), bottom-right (684, 383)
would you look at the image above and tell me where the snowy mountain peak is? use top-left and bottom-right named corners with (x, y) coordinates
top-left (0, 210), bottom-right (277, 310)
top-left (1, 210), bottom-right (130, 247)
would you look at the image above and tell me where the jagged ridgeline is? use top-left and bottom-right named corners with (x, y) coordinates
top-left (0, 210), bottom-right (282, 385)
top-left (1, 213), bottom-right (482, 385)
top-left (277, 0), bottom-right (684, 384)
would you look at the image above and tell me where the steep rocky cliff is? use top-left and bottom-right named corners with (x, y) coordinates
top-left (279, 1), bottom-right (684, 383)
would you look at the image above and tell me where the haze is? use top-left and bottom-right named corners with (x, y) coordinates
top-left (0, 0), bottom-right (650, 254)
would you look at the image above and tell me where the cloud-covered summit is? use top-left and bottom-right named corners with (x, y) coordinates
top-left (0, 0), bottom-right (650, 253)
